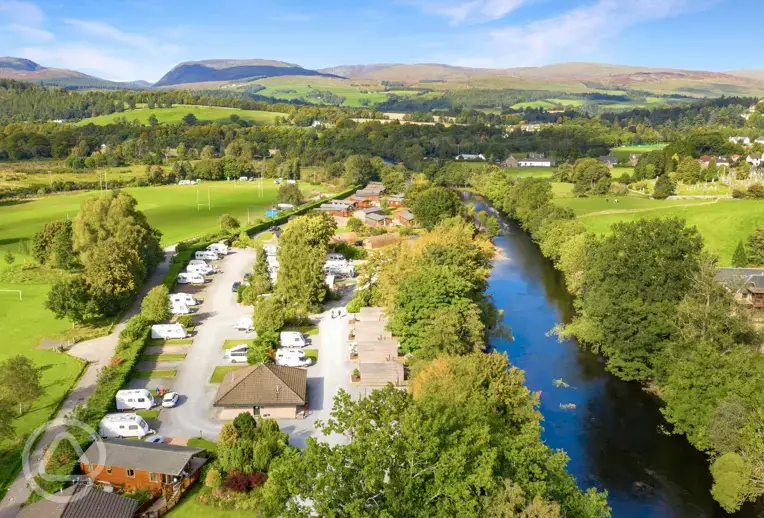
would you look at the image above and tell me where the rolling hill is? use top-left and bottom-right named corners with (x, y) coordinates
top-left (153, 58), bottom-right (336, 87)
top-left (0, 56), bottom-right (147, 89)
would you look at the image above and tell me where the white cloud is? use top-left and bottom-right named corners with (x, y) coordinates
top-left (18, 44), bottom-right (141, 81)
top-left (416, 0), bottom-right (530, 24)
top-left (454, 0), bottom-right (714, 67)
top-left (64, 19), bottom-right (182, 53)
top-left (8, 23), bottom-right (53, 41)
top-left (0, 0), bottom-right (43, 25)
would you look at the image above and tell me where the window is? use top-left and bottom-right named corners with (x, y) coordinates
top-left (149, 473), bottom-right (158, 482)
top-left (128, 425), bottom-right (138, 430)
top-left (126, 469), bottom-right (135, 478)
top-left (87, 464), bottom-right (93, 472)
top-left (162, 474), bottom-right (173, 484)
top-left (106, 466), bottom-right (112, 474)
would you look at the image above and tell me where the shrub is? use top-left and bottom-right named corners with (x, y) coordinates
top-left (732, 187), bottom-right (747, 199)
top-left (609, 182), bottom-right (628, 195)
top-left (176, 314), bottom-right (194, 329)
top-left (220, 213), bottom-right (241, 231)
top-left (223, 471), bottom-right (250, 493)
top-left (205, 468), bottom-right (222, 488)
top-left (747, 183), bottom-right (764, 199)
top-left (248, 471), bottom-right (268, 488)
top-left (352, 368), bottom-right (360, 379)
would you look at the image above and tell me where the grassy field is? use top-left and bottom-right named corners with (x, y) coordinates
top-left (556, 197), bottom-right (764, 264)
top-left (506, 166), bottom-right (556, 178)
top-left (511, 100), bottom-right (556, 109)
top-left (76, 105), bottom-right (285, 126)
top-left (210, 366), bottom-right (242, 383)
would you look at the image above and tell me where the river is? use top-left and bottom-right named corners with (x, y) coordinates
top-left (475, 198), bottom-right (760, 518)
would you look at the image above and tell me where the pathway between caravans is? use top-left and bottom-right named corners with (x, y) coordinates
top-left (0, 250), bottom-right (174, 518)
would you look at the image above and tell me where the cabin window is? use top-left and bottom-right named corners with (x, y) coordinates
top-left (126, 469), bottom-right (135, 478)
top-left (106, 466), bottom-right (112, 474)
top-left (163, 474), bottom-right (173, 484)
top-left (129, 425), bottom-right (138, 430)
top-left (149, 473), bottom-right (159, 482)
top-left (138, 398), bottom-right (145, 403)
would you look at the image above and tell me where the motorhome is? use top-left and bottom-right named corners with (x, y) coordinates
top-left (177, 272), bottom-right (205, 285)
top-left (171, 301), bottom-right (190, 315)
top-left (115, 389), bottom-right (155, 411)
top-left (187, 263), bottom-right (214, 275)
top-left (99, 413), bottom-right (154, 438)
top-left (225, 344), bottom-right (249, 363)
top-left (207, 243), bottom-right (229, 255)
top-left (280, 331), bottom-right (308, 348)
top-left (169, 293), bottom-right (198, 306)
top-left (150, 324), bottom-right (187, 340)
top-left (275, 349), bottom-right (312, 367)
top-left (234, 315), bottom-right (254, 332)
top-left (195, 250), bottom-right (220, 261)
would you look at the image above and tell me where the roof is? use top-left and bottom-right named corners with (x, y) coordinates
top-left (716, 268), bottom-right (764, 290)
top-left (331, 232), bottom-right (359, 243)
top-left (214, 363), bottom-right (307, 407)
top-left (357, 306), bottom-right (386, 322)
top-left (353, 320), bottom-right (394, 341)
top-left (519, 157), bottom-right (554, 163)
top-left (357, 207), bottom-right (385, 215)
top-left (395, 210), bottom-right (415, 221)
top-left (364, 233), bottom-right (401, 249)
top-left (599, 155), bottom-right (619, 163)
top-left (80, 439), bottom-right (204, 476)
top-left (359, 362), bottom-right (405, 386)
top-left (387, 195), bottom-right (405, 202)
top-left (357, 341), bottom-right (399, 363)
top-left (366, 213), bottom-right (391, 222)
top-left (17, 484), bottom-right (139, 518)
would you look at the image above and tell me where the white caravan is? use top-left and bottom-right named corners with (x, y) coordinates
top-left (233, 315), bottom-right (254, 332)
top-left (99, 413), bottom-right (154, 438)
top-left (171, 301), bottom-right (190, 315)
top-left (150, 324), bottom-right (187, 340)
top-left (169, 293), bottom-right (198, 306)
top-left (225, 344), bottom-right (249, 363)
top-left (188, 259), bottom-right (208, 267)
top-left (263, 244), bottom-right (277, 257)
top-left (207, 243), bottom-right (229, 255)
top-left (187, 263), bottom-right (214, 275)
top-left (195, 250), bottom-right (220, 261)
top-left (275, 349), bottom-right (312, 367)
top-left (326, 253), bottom-right (346, 262)
top-left (280, 331), bottom-right (308, 348)
top-left (115, 389), bottom-right (155, 411)
top-left (177, 272), bottom-right (205, 285)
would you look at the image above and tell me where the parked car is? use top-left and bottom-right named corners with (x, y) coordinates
top-left (144, 435), bottom-right (165, 444)
top-left (225, 344), bottom-right (249, 363)
top-left (232, 281), bottom-right (241, 292)
top-left (161, 392), bottom-right (179, 408)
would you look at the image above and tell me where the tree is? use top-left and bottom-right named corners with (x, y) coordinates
top-left (380, 165), bottom-right (410, 194)
top-left (147, 114), bottom-right (158, 126)
top-left (746, 227), bottom-right (764, 266)
top-left (571, 158), bottom-right (611, 195)
top-left (676, 156), bottom-right (701, 184)
top-left (250, 245), bottom-right (272, 296)
top-left (219, 214), bottom-right (240, 231)
top-left (45, 276), bottom-right (98, 324)
top-left (248, 331), bottom-right (278, 364)
top-left (141, 285), bottom-right (170, 323)
top-left (476, 210), bottom-right (488, 230)
top-left (252, 297), bottom-right (286, 334)
top-left (709, 396), bottom-right (749, 454)
top-left (3, 250), bottom-right (14, 265)
top-left (411, 186), bottom-right (462, 230)
top-left (182, 113), bottom-right (197, 125)
top-left (653, 174), bottom-right (675, 199)
top-left (732, 240), bottom-right (748, 267)
top-left (711, 453), bottom-right (753, 513)
top-left (634, 150), bottom-right (665, 180)
top-left (0, 355), bottom-right (42, 414)
top-left (0, 400), bottom-right (15, 439)
top-left (485, 217), bottom-right (500, 237)
top-left (52, 221), bottom-right (75, 269)
top-left (346, 217), bottom-right (363, 232)
top-left (735, 160), bottom-right (751, 180)
top-left (343, 155), bottom-right (374, 186)
top-left (277, 183), bottom-right (303, 206)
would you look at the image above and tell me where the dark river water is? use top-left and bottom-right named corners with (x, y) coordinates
top-left (475, 198), bottom-right (762, 518)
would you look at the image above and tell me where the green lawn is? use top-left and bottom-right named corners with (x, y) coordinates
top-left (505, 167), bottom-right (556, 179)
top-left (304, 349), bottom-right (319, 363)
top-left (147, 338), bottom-right (194, 347)
top-left (76, 105), bottom-right (285, 126)
top-left (136, 409), bottom-right (161, 420)
top-left (552, 183), bottom-right (575, 198)
top-left (140, 353), bottom-right (187, 362)
top-left (187, 437), bottom-right (217, 453)
top-left (165, 485), bottom-right (253, 518)
top-left (222, 339), bottom-right (251, 350)
top-left (210, 366), bottom-right (242, 383)
top-left (558, 198), bottom-right (764, 265)
top-left (132, 369), bottom-right (177, 379)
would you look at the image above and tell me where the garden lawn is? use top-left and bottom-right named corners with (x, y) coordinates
top-left (559, 198), bottom-right (764, 265)
top-left (76, 105), bottom-right (285, 126)
top-left (222, 339), bottom-right (251, 350)
top-left (304, 349), bottom-right (319, 363)
top-left (210, 366), bottom-right (243, 383)
top-left (165, 485), bottom-right (253, 518)
top-left (137, 409), bottom-right (161, 420)
top-left (147, 338), bottom-right (194, 347)
top-left (506, 167), bottom-right (556, 179)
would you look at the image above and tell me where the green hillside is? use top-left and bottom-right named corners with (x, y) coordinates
top-left (76, 105), bottom-right (286, 126)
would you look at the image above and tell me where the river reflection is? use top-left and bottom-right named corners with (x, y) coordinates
top-left (474, 197), bottom-right (761, 517)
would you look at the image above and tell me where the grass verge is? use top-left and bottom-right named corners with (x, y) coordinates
top-left (209, 366), bottom-right (242, 383)
top-left (140, 353), bottom-right (188, 362)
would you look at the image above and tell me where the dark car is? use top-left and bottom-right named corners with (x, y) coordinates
top-left (232, 281), bottom-right (241, 292)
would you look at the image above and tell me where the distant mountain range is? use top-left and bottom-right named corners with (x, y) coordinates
top-left (2, 56), bottom-right (764, 98)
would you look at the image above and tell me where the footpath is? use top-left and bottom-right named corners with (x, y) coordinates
top-left (0, 250), bottom-right (174, 518)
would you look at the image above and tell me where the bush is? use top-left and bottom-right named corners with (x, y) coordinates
top-left (248, 471), bottom-right (268, 488)
top-left (223, 471), bottom-right (250, 493)
top-left (609, 182), bottom-right (628, 195)
top-left (176, 314), bottom-right (194, 329)
top-left (252, 297), bottom-right (286, 334)
top-left (220, 213), bottom-right (241, 231)
top-left (732, 187), bottom-right (747, 199)
top-left (205, 468), bottom-right (222, 488)
top-left (747, 183), bottom-right (764, 199)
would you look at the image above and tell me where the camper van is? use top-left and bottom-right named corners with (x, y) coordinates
top-left (207, 243), bottom-right (229, 255)
top-left (99, 413), bottom-right (154, 438)
top-left (225, 344), bottom-right (249, 363)
top-left (171, 301), bottom-right (190, 315)
top-left (195, 250), bottom-right (220, 261)
top-left (150, 324), bottom-right (187, 340)
top-left (115, 389), bottom-right (155, 411)
top-left (177, 272), bottom-right (205, 285)
top-left (275, 349), bottom-right (312, 367)
top-left (233, 315), bottom-right (254, 332)
top-left (187, 263), bottom-right (214, 275)
top-left (169, 293), bottom-right (198, 306)
top-left (280, 331), bottom-right (308, 348)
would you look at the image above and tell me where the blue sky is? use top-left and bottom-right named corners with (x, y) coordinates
top-left (0, 0), bottom-right (758, 82)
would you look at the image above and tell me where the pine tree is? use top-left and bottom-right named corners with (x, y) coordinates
top-left (732, 241), bottom-right (748, 268)
top-left (653, 174), bottom-right (675, 199)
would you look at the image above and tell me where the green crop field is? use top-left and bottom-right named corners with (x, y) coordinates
top-left (555, 197), bottom-right (764, 265)
top-left (76, 105), bottom-right (285, 126)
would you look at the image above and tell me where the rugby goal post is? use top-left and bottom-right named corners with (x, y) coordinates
top-left (0, 289), bottom-right (22, 301)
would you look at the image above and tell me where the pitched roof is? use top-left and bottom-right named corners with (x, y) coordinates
top-left (359, 362), bottom-right (404, 386)
top-left (17, 484), bottom-right (140, 518)
top-left (214, 364), bottom-right (307, 407)
top-left (366, 212), bottom-right (391, 222)
top-left (599, 155), bottom-right (619, 163)
top-left (716, 267), bottom-right (764, 290)
top-left (357, 207), bottom-right (385, 215)
top-left (80, 439), bottom-right (204, 476)
top-left (396, 210), bottom-right (415, 221)
top-left (357, 306), bottom-right (386, 322)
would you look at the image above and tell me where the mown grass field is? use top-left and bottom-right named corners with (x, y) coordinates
top-left (76, 105), bottom-right (285, 126)
top-left (555, 197), bottom-right (764, 265)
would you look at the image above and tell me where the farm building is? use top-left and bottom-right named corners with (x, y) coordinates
top-left (213, 363), bottom-right (307, 419)
top-left (504, 155), bottom-right (519, 168)
top-left (599, 156), bottom-right (619, 167)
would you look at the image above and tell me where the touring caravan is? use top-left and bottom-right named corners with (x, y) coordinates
top-left (233, 315), bottom-right (254, 332)
top-left (207, 243), bottom-right (229, 255)
top-left (150, 324), bottom-right (187, 340)
top-left (225, 344), bottom-right (249, 363)
top-left (275, 349), bottom-right (312, 367)
top-left (188, 259), bottom-right (208, 267)
top-left (171, 302), bottom-right (190, 315)
top-left (177, 272), bottom-right (205, 285)
top-left (115, 389), bottom-right (155, 411)
top-left (187, 263), bottom-right (214, 275)
top-left (99, 413), bottom-right (153, 438)
top-left (195, 250), bottom-right (220, 261)
top-left (280, 331), bottom-right (308, 348)
top-left (169, 293), bottom-right (198, 306)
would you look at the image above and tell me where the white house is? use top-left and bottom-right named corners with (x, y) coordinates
top-left (455, 153), bottom-right (486, 161)
top-left (747, 153), bottom-right (762, 167)
top-left (518, 158), bottom-right (555, 167)
top-left (755, 137), bottom-right (764, 145)
top-left (730, 136), bottom-right (751, 145)
top-left (520, 124), bottom-right (542, 132)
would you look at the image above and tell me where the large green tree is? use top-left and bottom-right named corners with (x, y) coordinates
top-left (0, 355), bottom-right (42, 415)
top-left (410, 186), bottom-right (462, 230)
top-left (141, 285), bottom-right (170, 323)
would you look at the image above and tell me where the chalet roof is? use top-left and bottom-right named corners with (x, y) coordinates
top-left (599, 155), bottom-right (619, 163)
top-left (214, 363), bottom-right (307, 407)
top-left (17, 484), bottom-right (139, 518)
top-left (357, 207), bottom-right (386, 215)
top-left (396, 210), bottom-right (415, 221)
top-left (80, 439), bottom-right (204, 476)
top-left (716, 268), bottom-right (764, 291)
top-left (357, 340), bottom-right (399, 363)
top-left (364, 233), bottom-right (402, 249)
top-left (359, 362), bottom-right (404, 386)
top-left (366, 212), bottom-right (391, 222)
top-left (387, 195), bottom-right (405, 202)
top-left (353, 320), bottom-right (393, 341)
top-left (357, 307), bottom-right (386, 322)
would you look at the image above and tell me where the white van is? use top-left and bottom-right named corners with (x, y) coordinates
top-left (171, 301), bottom-right (190, 315)
top-left (187, 263), bottom-right (213, 275)
top-left (169, 293), bottom-right (198, 306)
top-left (275, 349), bottom-right (312, 367)
top-left (115, 389), bottom-right (155, 411)
top-left (234, 315), bottom-right (254, 332)
top-left (99, 413), bottom-right (154, 438)
top-left (280, 331), bottom-right (308, 348)
top-left (150, 324), bottom-right (187, 340)
top-left (207, 243), bottom-right (228, 255)
top-left (225, 344), bottom-right (249, 363)
top-left (195, 250), bottom-right (219, 261)
top-left (177, 272), bottom-right (205, 285)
